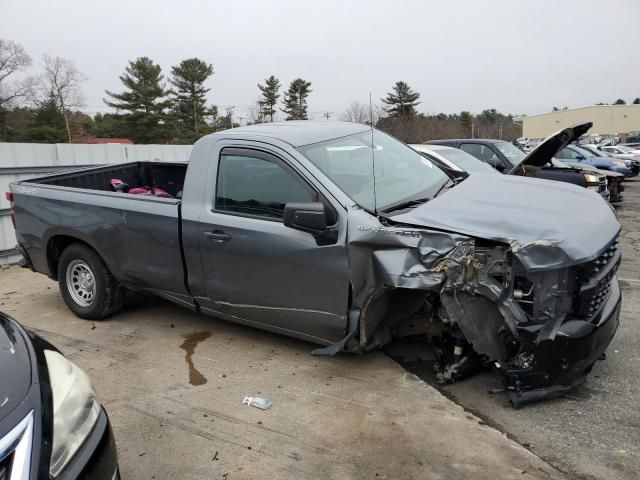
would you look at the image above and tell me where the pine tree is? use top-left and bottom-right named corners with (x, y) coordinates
top-left (281, 78), bottom-right (312, 120)
top-left (104, 57), bottom-right (171, 143)
top-left (381, 81), bottom-right (420, 117)
top-left (169, 58), bottom-right (214, 139)
top-left (634, 98), bottom-right (640, 105)
top-left (257, 75), bottom-right (281, 122)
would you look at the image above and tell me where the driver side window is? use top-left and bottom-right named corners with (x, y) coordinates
top-left (215, 149), bottom-right (315, 221)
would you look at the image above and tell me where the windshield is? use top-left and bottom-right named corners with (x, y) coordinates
top-left (298, 130), bottom-right (448, 211)
top-left (573, 145), bottom-right (598, 158)
top-left (433, 148), bottom-right (497, 174)
top-left (494, 142), bottom-right (526, 166)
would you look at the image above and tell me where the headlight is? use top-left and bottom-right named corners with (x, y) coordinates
top-left (584, 174), bottom-right (599, 184)
top-left (612, 161), bottom-right (626, 168)
top-left (45, 350), bottom-right (100, 477)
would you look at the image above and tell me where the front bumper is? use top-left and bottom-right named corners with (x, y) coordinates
top-left (57, 407), bottom-right (119, 480)
top-left (503, 278), bottom-right (621, 407)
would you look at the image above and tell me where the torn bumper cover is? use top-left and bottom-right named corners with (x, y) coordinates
top-left (315, 204), bottom-right (622, 406)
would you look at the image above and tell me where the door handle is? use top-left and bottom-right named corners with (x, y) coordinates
top-left (203, 230), bottom-right (232, 242)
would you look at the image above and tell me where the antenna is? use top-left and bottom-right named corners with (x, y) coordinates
top-left (369, 92), bottom-right (378, 215)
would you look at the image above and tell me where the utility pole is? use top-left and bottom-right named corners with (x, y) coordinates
top-left (323, 112), bottom-right (332, 120)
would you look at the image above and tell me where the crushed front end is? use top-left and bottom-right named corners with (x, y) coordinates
top-left (321, 209), bottom-right (622, 407)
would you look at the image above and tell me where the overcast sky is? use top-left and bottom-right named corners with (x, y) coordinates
top-left (3, 0), bottom-right (639, 121)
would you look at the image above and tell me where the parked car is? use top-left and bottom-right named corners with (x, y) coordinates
top-left (424, 136), bottom-right (611, 200)
top-left (413, 143), bottom-right (611, 202)
top-left (563, 161), bottom-right (625, 203)
top-left (556, 145), bottom-right (634, 177)
top-left (599, 145), bottom-right (640, 158)
top-left (0, 312), bottom-right (119, 479)
top-left (8, 121), bottom-right (621, 406)
top-left (409, 144), bottom-right (498, 174)
top-left (579, 144), bottom-right (640, 176)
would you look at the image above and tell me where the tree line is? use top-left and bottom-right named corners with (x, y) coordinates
top-left (10, 36), bottom-right (635, 145)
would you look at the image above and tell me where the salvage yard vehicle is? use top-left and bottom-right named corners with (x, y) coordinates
top-left (556, 145), bottom-right (634, 177)
top-left (0, 312), bottom-right (119, 479)
top-left (424, 132), bottom-right (611, 201)
top-left (8, 121), bottom-right (622, 406)
top-left (409, 144), bottom-right (498, 174)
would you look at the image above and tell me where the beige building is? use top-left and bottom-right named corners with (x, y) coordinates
top-left (515, 105), bottom-right (640, 140)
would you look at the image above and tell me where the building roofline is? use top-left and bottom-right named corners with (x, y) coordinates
top-left (514, 104), bottom-right (640, 121)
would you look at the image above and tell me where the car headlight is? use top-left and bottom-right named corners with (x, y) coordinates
top-left (613, 160), bottom-right (627, 168)
top-left (45, 350), bottom-right (100, 477)
top-left (584, 174), bottom-right (599, 184)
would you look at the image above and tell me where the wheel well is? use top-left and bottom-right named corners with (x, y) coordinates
top-left (47, 236), bottom-right (94, 280)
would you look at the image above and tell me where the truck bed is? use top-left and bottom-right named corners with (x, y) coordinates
top-left (12, 161), bottom-right (191, 305)
top-left (27, 161), bottom-right (188, 199)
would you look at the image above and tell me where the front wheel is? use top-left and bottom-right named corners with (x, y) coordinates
top-left (58, 244), bottom-right (124, 320)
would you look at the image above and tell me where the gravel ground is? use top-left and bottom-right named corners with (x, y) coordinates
top-left (387, 178), bottom-right (640, 480)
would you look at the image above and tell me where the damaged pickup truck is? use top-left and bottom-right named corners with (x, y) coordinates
top-left (9, 121), bottom-right (621, 406)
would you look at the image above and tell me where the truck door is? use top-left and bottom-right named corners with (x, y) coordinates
top-left (196, 146), bottom-right (350, 344)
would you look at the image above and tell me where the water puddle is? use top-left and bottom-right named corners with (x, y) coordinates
top-left (179, 331), bottom-right (212, 386)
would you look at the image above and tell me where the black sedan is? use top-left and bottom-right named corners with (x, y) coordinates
top-left (0, 312), bottom-right (118, 479)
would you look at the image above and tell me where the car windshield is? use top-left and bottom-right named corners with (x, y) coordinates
top-left (298, 130), bottom-right (449, 212)
top-left (573, 145), bottom-right (599, 157)
top-left (494, 142), bottom-right (526, 166)
top-left (433, 148), bottom-right (497, 174)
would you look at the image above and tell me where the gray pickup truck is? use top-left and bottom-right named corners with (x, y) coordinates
top-left (9, 121), bottom-right (621, 406)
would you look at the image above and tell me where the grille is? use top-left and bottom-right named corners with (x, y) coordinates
top-left (576, 236), bottom-right (620, 318)
top-left (598, 177), bottom-right (607, 195)
top-left (583, 237), bottom-right (620, 281)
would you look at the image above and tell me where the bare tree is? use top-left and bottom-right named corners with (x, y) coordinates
top-left (0, 39), bottom-right (36, 108)
top-left (42, 54), bottom-right (86, 142)
top-left (246, 98), bottom-right (264, 125)
top-left (340, 101), bottom-right (382, 125)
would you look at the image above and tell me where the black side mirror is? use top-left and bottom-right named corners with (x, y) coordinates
top-left (284, 202), bottom-right (328, 234)
top-left (576, 154), bottom-right (585, 160)
top-left (495, 163), bottom-right (506, 172)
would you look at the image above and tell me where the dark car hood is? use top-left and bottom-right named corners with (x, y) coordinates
top-left (509, 122), bottom-right (593, 173)
top-left (0, 315), bottom-right (32, 422)
top-left (390, 173), bottom-right (619, 270)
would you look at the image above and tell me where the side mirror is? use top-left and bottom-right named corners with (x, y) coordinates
top-left (576, 154), bottom-right (585, 160)
top-left (284, 202), bottom-right (328, 234)
top-left (495, 163), bottom-right (506, 172)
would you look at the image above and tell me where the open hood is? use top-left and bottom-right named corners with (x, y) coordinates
top-left (508, 122), bottom-right (593, 174)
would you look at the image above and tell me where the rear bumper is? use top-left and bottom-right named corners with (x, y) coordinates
top-left (503, 277), bottom-right (621, 407)
top-left (15, 243), bottom-right (33, 270)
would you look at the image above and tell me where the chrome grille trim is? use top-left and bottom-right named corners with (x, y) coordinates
top-left (0, 411), bottom-right (34, 480)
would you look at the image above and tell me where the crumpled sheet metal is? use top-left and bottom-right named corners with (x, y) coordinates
top-left (346, 209), bottom-right (471, 308)
top-left (391, 173), bottom-right (621, 271)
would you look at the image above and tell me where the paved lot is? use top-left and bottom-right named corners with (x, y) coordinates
top-left (1, 273), bottom-right (563, 479)
top-left (387, 179), bottom-right (640, 480)
top-left (3, 179), bottom-right (638, 480)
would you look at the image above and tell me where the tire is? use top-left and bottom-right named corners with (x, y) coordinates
top-left (58, 243), bottom-right (124, 320)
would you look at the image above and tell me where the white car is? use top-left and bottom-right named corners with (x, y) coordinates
top-left (409, 144), bottom-right (498, 174)
top-left (599, 145), bottom-right (640, 160)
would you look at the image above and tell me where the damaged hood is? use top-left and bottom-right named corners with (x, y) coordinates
top-left (390, 173), bottom-right (619, 270)
top-left (509, 122), bottom-right (593, 173)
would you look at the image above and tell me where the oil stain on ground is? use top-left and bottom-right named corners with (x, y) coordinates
top-left (179, 331), bottom-right (212, 386)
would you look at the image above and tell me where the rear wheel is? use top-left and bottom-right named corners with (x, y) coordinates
top-left (58, 244), bottom-right (124, 320)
